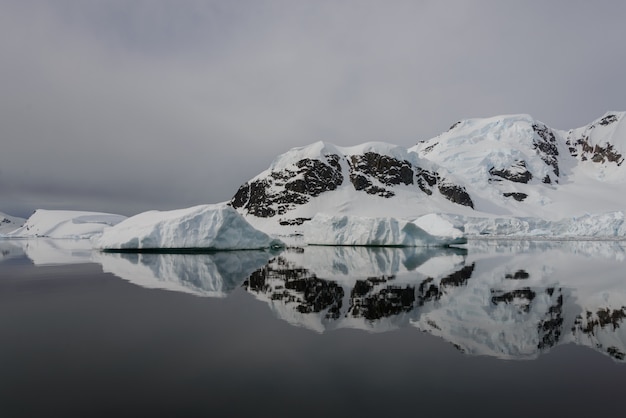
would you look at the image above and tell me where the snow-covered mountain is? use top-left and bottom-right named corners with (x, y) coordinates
top-left (231, 112), bottom-right (626, 237)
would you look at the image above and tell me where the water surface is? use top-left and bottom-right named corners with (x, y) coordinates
top-left (1, 240), bottom-right (625, 417)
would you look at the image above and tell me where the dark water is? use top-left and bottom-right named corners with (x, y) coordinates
top-left (1, 240), bottom-right (625, 417)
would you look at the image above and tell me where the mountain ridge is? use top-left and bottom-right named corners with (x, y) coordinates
top-left (231, 111), bottom-right (626, 236)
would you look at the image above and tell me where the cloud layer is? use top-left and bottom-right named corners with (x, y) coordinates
top-left (2, 0), bottom-right (625, 217)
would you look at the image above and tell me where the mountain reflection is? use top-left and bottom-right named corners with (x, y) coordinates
top-left (242, 243), bottom-right (626, 363)
top-left (4, 238), bottom-right (626, 362)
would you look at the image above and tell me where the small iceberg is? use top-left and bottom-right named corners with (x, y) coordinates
top-left (93, 204), bottom-right (283, 251)
top-left (303, 213), bottom-right (466, 247)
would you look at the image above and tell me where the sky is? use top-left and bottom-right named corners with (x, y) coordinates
top-left (1, 0), bottom-right (625, 218)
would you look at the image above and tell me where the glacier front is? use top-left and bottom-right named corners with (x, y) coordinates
top-left (93, 204), bottom-right (283, 251)
top-left (304, 213), bottom-right (466, 246)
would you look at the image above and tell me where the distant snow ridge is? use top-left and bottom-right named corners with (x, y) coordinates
top-left (94, 204), bottom-right (283, 250)
top-left (0, 212), bottom-right (25, 235)
top-left (304, 213), bottom-right (465, 246)
top-left (5, 210), bottom-right (126, 239)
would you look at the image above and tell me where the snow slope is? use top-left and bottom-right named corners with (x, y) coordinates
top-left (5, 210), bottom-right (126, 239)
top-left (94, 203), bottom-right (283, 250)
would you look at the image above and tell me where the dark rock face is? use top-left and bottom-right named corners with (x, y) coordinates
top-left (231, 154), bottom-right (344, 218)
top-left (532, 124), bottom-right (560, 178)
top-left (599, 114), bottom-right (619, 126)
top-left (565, 115), bottom-right (624, 166)
top-left (567, 135), bottom-right (624, 166)
top-left (232, 149), bottom-right (475, 219)
top-left (348, 152), bottom-right (414, 198)
top-left (489, 160), bottom-right (533, 184)
top-left (438, 181), bottom-right (474, 208)
top-left (503, 192), bottom-right (528, 202)
top-left (415, 168), bottom-right (437, 195)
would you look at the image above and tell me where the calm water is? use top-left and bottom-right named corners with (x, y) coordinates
top-left (1, 239), bottom-right (625, 417)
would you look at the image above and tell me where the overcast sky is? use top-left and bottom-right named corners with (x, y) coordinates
top-left (1, 0), bottom-right (625, 218)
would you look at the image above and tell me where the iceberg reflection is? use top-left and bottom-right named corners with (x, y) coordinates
top-left (94, 250), bottom-right (275, 298)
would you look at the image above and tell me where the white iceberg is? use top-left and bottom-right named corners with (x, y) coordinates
top-left (303, 213), bottom-right (466, 247)
top-left (5, 209), bottom-right (126, 239)
top-left (93, 204), bottom-right (283, 250)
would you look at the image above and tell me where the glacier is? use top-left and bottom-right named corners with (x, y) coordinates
top-left (304, 213), bottom-right (466, 246)
top-left (93, 204), bottom-right (283, 251)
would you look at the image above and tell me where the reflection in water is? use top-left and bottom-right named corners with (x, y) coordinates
top-left (94, 251), bottom-right (275, 298)
top-left (4, 238), bottom-right (626, 362)
top-left (241, 243), bottom-right (626, 362)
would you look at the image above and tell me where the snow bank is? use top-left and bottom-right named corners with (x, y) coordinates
top-left (455, 211), bottom-right (626, 238)
top-left (94, 204), bottom-right (283, 250)
top-left (303, 213), bottom-right (466, 246)
top-left (5, 209), bottom-right (126, 239)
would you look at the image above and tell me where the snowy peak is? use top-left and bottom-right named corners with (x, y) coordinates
top-left (412, 114), bottom-right (563, 187)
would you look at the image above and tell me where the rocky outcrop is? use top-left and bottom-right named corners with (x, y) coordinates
top-left (565, 112), bottom-right (624, 166)
top-left (348, 152), bottom-right (414, 198)
top-left (532, 123), bottom-right (560, 179)
top-left (231, 148), bottom-right (474, 221)
top-left (231, 154), bottom-right (343, 218)
top-left (489, 160), bottom-right (533, 184)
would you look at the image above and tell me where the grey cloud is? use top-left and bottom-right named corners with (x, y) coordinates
top-left (1, 0), bottom-right (625, 217)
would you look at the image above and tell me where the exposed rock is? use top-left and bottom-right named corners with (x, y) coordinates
top-left (532, 123), bottom-right (560, 177)
top-left (438, 181), bottom-right (474, 208)
top-left (231, 154), bottom-right (343, 218)
top-left (503, 192), bottom-right (528, 202)
top-left (599, 114), bottom-right (619, 126)
top-left (489, 160), bottom-right (533, 184)
top-left (348, 152), bottom-right (413, 198)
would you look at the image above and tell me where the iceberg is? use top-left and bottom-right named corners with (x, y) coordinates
top-left (93, 204), bottom-right (283, 250)
top-left (5, 209), bottom-right (126, 239)
top-left (303, 213), bottom-right (466, 247)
